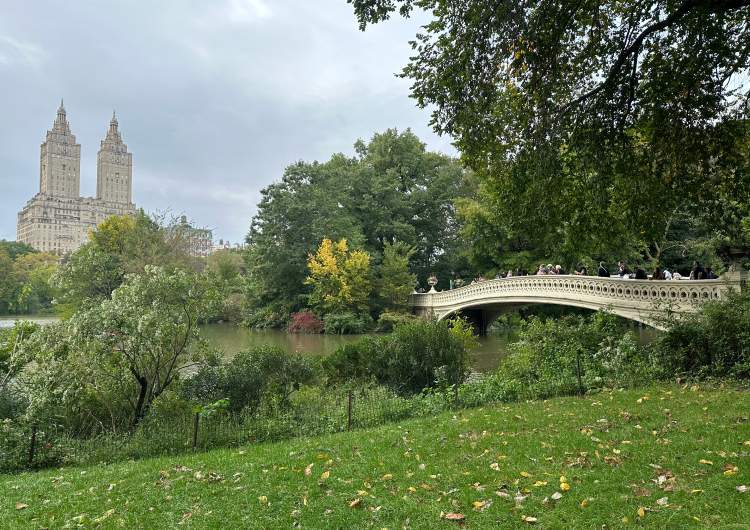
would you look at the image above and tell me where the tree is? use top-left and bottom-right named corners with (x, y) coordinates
top-left (54, 211), bottom-right (197, 312)
top-left (0, 241), bottom-right (36, 261)
top-left (306, 238), bottom-right (372, 315)
top-left (0, 249), bottom-right (14, 315)
top-left (244, 129), bottom-right (474, 325)
top-left (376, 241), bottom-right (416, 311)
top-left (11, 252), bottom-right (58, 314)
top-left (349, 1), bottom-right (750, 265)
top-left (20, 267), bottom-right (215, 430)
top-left (206, 249), bottom-right (245, 281)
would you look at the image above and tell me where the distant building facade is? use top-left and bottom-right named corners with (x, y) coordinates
top-left (17, 101), bottom-right (136, 255)
top-left (172, 215), bottom-right (213, 257)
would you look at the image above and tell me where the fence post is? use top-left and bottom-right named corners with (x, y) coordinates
top-left (347, 390), bottom-right (353, 431)
top-left (192, 412), bottom-right (200, 450)
top-left (576, 349), bottom-right (584, 396)
top-left (28, 425), bottom-right (37, 467)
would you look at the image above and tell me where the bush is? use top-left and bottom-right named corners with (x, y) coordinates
top-left (182, 345), bottom-right (318, 415)
top-left (323, 312), bottom-right (374, 334)
top-left (322, 338), bottom-right (379, 383)
top-left (288, 311), bottom-right (324, 333)
top-left (376, 310), bottom-right (417, 332)
top-left (493, 312), bottom-right (656, 400)
top-left (243, 301), bottom-right (291, 329)
top-left (655, 290), bottom-right (750, 378)
top-left (324, 319), bottom-right (473, 394)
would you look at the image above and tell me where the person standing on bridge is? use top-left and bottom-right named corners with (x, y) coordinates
top-left (598, 262), bottom-right (609, 277)
top-left (617, 261), bottom-right (631, 278)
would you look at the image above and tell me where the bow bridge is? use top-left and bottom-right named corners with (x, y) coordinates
top-left (409, 271), bottom-right (746, 331)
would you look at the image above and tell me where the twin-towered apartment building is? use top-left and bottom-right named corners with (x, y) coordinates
top-left (16, 101), bottom-right (136, 255)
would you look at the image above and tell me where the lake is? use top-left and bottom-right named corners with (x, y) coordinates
top-left (201, 324), bottom-right (515, 373)
top-left (1, 316), bottom-right (513, 373)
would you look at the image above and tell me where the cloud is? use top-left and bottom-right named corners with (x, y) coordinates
top-left (0, 35), bottom-right (46, 69)
top-left (0, 1), bottom-right (455, 244)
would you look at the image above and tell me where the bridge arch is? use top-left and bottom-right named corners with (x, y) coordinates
top-left (409, 273), bottom-right (744, 332)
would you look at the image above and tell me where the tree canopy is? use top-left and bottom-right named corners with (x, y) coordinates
top-left (349, 0), bottom-right (750, 266)
top-left (245, 129), bottom-right (474, 326)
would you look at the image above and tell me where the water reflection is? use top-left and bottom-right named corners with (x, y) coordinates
top-left (201, 324), bottom-right (514, 373)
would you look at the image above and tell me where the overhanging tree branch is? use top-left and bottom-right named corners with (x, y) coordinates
top-left (561, 0), bottom-right (750, 114)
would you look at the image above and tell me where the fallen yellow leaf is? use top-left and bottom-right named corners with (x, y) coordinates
top-left (637, 506), bottom-right (646, 518)
top-left (560, 482), bottom-right (571, 492)
top-left (699, 459), bottom-right (713, 465)
top-left (320, 470), bottom-right (330, 480)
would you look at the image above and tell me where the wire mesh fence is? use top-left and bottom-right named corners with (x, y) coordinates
top-left (7, 385), bottom-right (466, 473)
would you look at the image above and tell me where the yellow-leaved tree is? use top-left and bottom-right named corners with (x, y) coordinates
top-left (306, 238), bottom-right (371, 315)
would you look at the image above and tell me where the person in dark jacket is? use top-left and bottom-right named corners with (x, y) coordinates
top-left (690, 261), bottom-right (705, 280)
top-left (634, 266), bottom-right (648, 280)
top-left (617, 261), bottom-right (632, 278)
top-left (598, 262), bottom-right (609, 277)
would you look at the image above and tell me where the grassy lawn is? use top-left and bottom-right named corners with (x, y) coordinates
top-left (1, 384), bottom-right (749, 529)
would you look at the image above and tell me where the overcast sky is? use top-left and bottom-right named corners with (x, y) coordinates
top-left (0, 0), bottom-right (455, 244)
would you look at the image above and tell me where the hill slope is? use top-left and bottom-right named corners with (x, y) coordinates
top-left (2, 385), bottom-right (749, 529)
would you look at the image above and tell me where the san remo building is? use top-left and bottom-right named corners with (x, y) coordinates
top-left (16, 101), bottom-right (136, 255)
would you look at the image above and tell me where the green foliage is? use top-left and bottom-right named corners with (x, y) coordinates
top-left (655, 290), bottom-right (750, 378)
top-left (0, 244), bottom-right (58, 316)
top-left (324, 319), bottom-right (473, 394)
top-left (494, 313), bottom-right (656, 400)
top-left (203, 250), bottom-right (248, 323)
top-left (54, 211), bottom-right (198, 313)
top-left (182, 345), bottom-right (317, 415)
top-left (19, 267), bottom-right (215, 431)
top-left (350, 1), bottom-right (750, 270)
top-left (375, 310), bottom-right (417, 332)
top-left (245, 129), bottom-right (474, 324)
top-left (375, 241), bottom-right (416, 311)
top-left (322, 312), bottom-right (374, 335)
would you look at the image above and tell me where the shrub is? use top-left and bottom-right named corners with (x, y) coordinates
top-left (493, 312), bottom-right (656, 400)
top-left (376, 310), bottom-right (417, 332)
top-left (322, 338), bottom-right (379, 383)
top-left (288, 310), bottom-right (324, 333)
top-left (324, 319), bottom-right (473, 394)
top-left (183, 345), bottom-right (318, 415)
top-left (655, 289), bottom-right (750, 378)
top-left (323, 312), bottom-right (374, 334)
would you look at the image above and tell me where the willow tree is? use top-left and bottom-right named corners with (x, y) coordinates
top-left (350, 0), bottom-right (750, 265)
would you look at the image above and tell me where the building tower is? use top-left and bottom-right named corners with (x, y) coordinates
top-left (96, 111), bottom-right (133, 204)
top-left (39, 99), bottom-right (81, 198)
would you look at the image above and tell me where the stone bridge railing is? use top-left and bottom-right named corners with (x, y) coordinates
top-left (409, 272), bottom-right (746, 329)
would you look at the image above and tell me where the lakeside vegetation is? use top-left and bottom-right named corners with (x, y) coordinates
top-left (1, 5), bottom-right (750, 530)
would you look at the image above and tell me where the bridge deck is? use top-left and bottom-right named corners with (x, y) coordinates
top-left (409, 274), bottom-right (744, 328)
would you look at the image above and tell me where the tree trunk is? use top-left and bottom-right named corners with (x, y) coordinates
top-left (131, 376), bottom-right (149, 428)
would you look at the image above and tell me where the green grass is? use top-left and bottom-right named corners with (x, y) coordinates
top-left (2, 384), bottom-right (749, 529)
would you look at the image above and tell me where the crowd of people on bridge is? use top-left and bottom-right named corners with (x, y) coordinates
top-left (447, 260), bottom-right (719, 290)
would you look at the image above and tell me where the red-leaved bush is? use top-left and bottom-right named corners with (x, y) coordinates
top-left (287, 310), bottom-right (324, 334)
